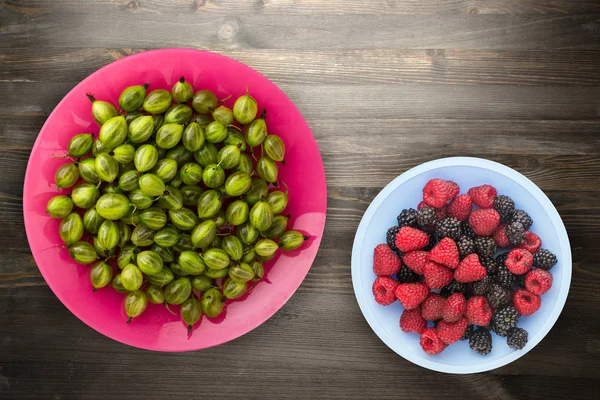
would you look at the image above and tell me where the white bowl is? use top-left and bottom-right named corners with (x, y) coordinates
top-left (351, 157), bottom-right (571, 374)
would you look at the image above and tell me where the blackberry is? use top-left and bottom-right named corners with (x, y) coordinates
top-left (533, 249), bottom-right (557, 271)
top-left (491, 306), bottom-right (520, 337)
top-left (417, 205), bottom-right (437, 226)
top-left (511, 209), bottom-right (532, 230)
top-left (456, 236), bottom-right (475, 258)
top-left (461, 221), bottom-right (475, 238)
top-left (505, 221), bottom-right (526, 245)
top-left (396, 265), bottom-right (419, 284)
top-left (440, 280), bottom-right (467, 297)
top-left (461, 325), bottom-right (475, 341)
top-left (469, 328), bottom-right (492, 355)
top-left (423, 231), bottom-right (438, 251)
top-left (486, 283), bottom-right (511, 309)
top-left (397, 208), bottom-right (418, 228)
top-left (493, 195), bottom-right (515, 221)
top-left (514, 273), bottom-right (526, 288)
top-left (507, 327), bottom-right (528, 350)
top-left (474, 236), bottom-right (497, 258)
top-left (495, 263), bottom-right (517, 288)
top-left (480, 257), bottom-right (498, 275)
top-left (472, 275), bottom-right (493, 296)
top-left (386, 226), bottom-right (400, 254)
top-left (435, 217), bottom-right (461, 241)
top-left (495, 252), bottom-right (509, 267)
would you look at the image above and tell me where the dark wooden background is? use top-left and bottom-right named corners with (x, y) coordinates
top-left (1, 1), bottom-right (600, 399)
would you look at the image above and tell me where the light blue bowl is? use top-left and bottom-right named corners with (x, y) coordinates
top-left (351, 157), bottom-right (571, 374)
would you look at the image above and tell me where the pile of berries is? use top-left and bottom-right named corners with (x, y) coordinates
top-left (372, 179), bottom-right (558, 356)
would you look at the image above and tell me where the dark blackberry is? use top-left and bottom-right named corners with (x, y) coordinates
top-left (456, 236), bottom-right (475, 258)
top-left (480, 257), bottom-right (498, 275)
top-left (486, 283), bottom-right (511, 309)
top-left (474, 236), bottom-right (497, 258)
top-left (511, 209), bottom-right (532, 230)
top-left (472, 275), bottom-right (493, 296)
top-left (396, 265), bottom-right (419, 284)
top-left (493, 195), bottom-right (515, 221)
top-left (440, 280), bottom-right (467, 297)
top-left (469, 328), bottom-right (492, 355)
top-left (417, 205), bottom-right (437, 226)
top-left (491, 306), bottom-right (520, 337)
top-left (505, 221), bottom-right (526, 245)
top-left (507, 327), bottom-right (528, 350)
top-left (533, 249), bottom-right (558, 271)
top-left (461, 325), bottom-right (475, 341)
top-left (495, 252), bottom-right (509, 267)
top-left (514, 273), bottom-right (526, 289)
top-left (435, 217), bottom-right (461, 241)
top-left (397, 208), bottom-right (418, 228)
top-left (386, 226), bottom-right (400, 254)
top-left (461, 221), bottom-right (475, 238)
top-left (495, 263), bottom-right (517, 289)
top-left (422, 231), bottom-right (438, 251)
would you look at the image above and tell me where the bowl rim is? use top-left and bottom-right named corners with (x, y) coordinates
top-left (22, 48), bottom-right (327, 351)
top-left (351, 156), bottom-right (571, 374)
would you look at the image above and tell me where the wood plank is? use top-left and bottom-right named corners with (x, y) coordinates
top-left (3, 48), bottom-right (600, 86)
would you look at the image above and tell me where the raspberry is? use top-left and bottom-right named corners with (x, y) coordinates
top-left (372, 276), bottom-right (399, 305)
top-left (441, 292), bottom-right (466, 323)
top-left (486, 283), bottom-right (511, 309)
top-left (472, 275), bottom-right (493, 296)
top-left (386, 226), bottom-right (401, 254)
top-left (524, 269), bottom-right (552, 295)
top-left (400, 307), bottom-right (427, 334)
top-left (421, 293), bottom-right (445, 321)
top-left (397, 208), bottom-right (418, 228)
top-left (395, 227), bottom-right (429, 252)
top-left (495, 263), bottom-right (517, 288)
top-left (533, 249), bottom-right (558, 271)
top-left (465, 296), bottom-right (493, 326)
top-left (505, 248), bottom-right (533, 275)
top-left (492, 224), bottom-right (511, 248)
top-left (456, 236), bottom-right (475, 258)
top-left (417, 205), bottom-right (437, 226)
top-left (435, 204), bottom-right (447, 221)
top-left (423, 261), bottom-right (453, 289)
top-left (439, 280), bottom-right (467, 298)
top-left (468, 209), bottom-right (500, 236)
top-left (423, 179), bottom-right (452, 208)
top-left (491, 305), bottom-right (520, 337)
top-left (454, 254), bottom-right (487, 283)
top-left (420, 327), bottom-right (447, 355)
top-left (506, 221), bottom-right (526, 245)
top-left (447, 194), bottom-right (472, 221)
top-left (373, 244), bottom-right (401, 277)
top-left (516, 231), bottom-right (541, 254)
top-left (507, 327), bottom-right (528, 350)
top-left (469, 328), bottom-right (492, 355)
top-left (513, 288), bottom-right (541, 316)
top-left (511, 209), bottom-right (533, 230)
top-left (437, 317), bottom-right (468, 345)
top-left (474, 236), bottom-right (497, 258)
top-left (468, 184), bottom-right (497, 209)
top-left (402, 251), bottom-right (429, 275)
top-left (429, 238), bottom-right (459, 269)
top-left (394, 282), bottom-right (429, 310)
top-left (447, 181), bottom-right (460, 199)
top-left (435, 217), bottom-right (461, 241)
top-left (493, 195), bottom-right (515, 221)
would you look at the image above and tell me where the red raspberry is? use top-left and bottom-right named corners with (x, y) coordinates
top-left (400, 307), bottom-right (427, 334)
top-left (402, 251), bottom-right (429, 275)
top-left (513, 288), bottom-right (541, 316)
top-left (441, 292), bottom-right (466, 323)
top-left (423, 261), bottom-right (453, 289)
top-left (465, 296), bottom-right (493, 326)
top-left (447, 181), bottom-right (460, 199)
top-left (395, 227), bottom-right (429, 252)
top-left (454, 254), bottom-right (487, 283)
top-left (421, 293), bottom-right (446, 321)
top-left (492, 224), bottom-right (511, 248)
top-left (417, 201), bottom-right (427, 210)
top-left (516, 231), bottom-right (542, 254)
top-left (447, 194), bottom-right (472, 221)
top-left (505, 248), bottom-right (533, 275)
top-left (394, 282), bottom-right (429, 310)
top-left (373, 244), bottom-right (401, 277)
top-left (429, 238), bottom-right (459, 269)
top-left (468, 209), bottom-right (500, 236)
top-left (524, 269), bottom-right (553, 295)
top-left (420, 327), bottom-right (447, 355)
top-left (423, 179), bottom-right (452, 208)
top-left (435, 204), bottom-right (447, 220)
top-left (467, 184), bottom-right (497, 209)
top-left (436, 317), bottom-right (468, 345)
top-left (372, 276), bottom-right (399, 306)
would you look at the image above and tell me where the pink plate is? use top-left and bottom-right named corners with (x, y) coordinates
top-left (23, 49), bottom-right (327, 351)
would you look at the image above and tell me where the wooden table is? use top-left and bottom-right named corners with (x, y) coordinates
top-left (1, 1), bottom-right (599, 398)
